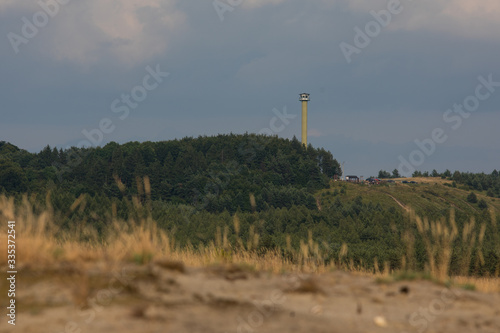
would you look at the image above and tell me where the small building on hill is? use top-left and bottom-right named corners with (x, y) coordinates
top-left (345, 175), bottom-right (360, 183)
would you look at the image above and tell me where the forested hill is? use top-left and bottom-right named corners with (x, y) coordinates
top-left (0, 134), bottom-right (341, 212)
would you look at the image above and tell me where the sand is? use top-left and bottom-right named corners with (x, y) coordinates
top-left (1, 261), bottom-right (499, 333)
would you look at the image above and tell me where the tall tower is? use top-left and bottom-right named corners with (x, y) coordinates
top-left (299, 93), bottom-right (310, 146)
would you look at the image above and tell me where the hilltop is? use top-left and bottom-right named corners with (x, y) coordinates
top-left (0, 135), bottom-right (340, 212)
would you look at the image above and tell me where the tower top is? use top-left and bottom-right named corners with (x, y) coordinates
top-left (299, 93), bottom-right (310, 101)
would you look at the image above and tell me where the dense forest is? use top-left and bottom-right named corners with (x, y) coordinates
top-left (0, 134), bottom-right (341, 212)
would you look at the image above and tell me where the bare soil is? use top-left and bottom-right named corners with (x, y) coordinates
top-left (1, 262), bottom-right (499, 333)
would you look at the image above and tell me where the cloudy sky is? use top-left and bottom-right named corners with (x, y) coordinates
top-left (1, 0), bottom-right (499, 177)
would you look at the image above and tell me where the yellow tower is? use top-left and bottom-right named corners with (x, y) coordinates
top-left (299, 93), bottom-right (310, 146)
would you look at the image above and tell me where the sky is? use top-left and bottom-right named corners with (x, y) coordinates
top-left (1, 0), bottom-right (499, 177)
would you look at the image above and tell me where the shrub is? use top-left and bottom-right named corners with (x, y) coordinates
top-left (478, 199), bottom-right (488, 209)
top-left (467, 192), bottom-right (477, 203)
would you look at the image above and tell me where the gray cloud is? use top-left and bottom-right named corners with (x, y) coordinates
top-left (0, 0), bottom-right (498, 176)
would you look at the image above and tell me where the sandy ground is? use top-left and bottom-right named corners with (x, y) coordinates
top-left (1, 261), bottom-right (499, 333)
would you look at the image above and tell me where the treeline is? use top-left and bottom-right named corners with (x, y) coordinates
top-left (446, 170), bottom-right (500, 197)
top-left (377, 168), bottom-right (500, 198)
top-left (414, 169), bottom-right (500, 198)
top-left (0, 134), bottom-right (341, 213)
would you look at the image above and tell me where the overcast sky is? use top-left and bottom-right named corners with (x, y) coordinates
top-left (1, 0), bottom-right (499, 177)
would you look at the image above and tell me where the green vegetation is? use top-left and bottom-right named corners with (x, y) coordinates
top-left (0, 135), bottom-right (340, 212)
top-left (467, 192), bottom-right (478, 203)
top-left (377, 169), bottom-right (401, 178)
top-left (1, 136), bottom-right (499, 278)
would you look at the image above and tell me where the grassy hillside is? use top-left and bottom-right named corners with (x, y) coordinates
top-left (319, 177), bottom-right (500, 220)
top-left (1, 176), bottom-right (498, 280)
top-left (315, 178), bottom-right (500, 277)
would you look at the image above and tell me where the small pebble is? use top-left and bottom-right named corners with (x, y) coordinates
top-left (374, 316), bottom-right (388, 327)
top-left (310, 305), bottom-right (323, 316)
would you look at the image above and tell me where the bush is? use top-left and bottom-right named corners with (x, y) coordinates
top-left (467, 192), bottom-right (478, 203)
top-left (478, 199), bottom-right (488, 209)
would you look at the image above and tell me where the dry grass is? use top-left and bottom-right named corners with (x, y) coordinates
top-left (402, 207), bottom-right (499, 292)
top-left (0, 194), bottom-right (330, 275)
top-left (451, 276), bottom-right (500, 293)
top-left (413, 209), bottom-right (459, 281)
top-left (0, 193), bottom-right (498, 293)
